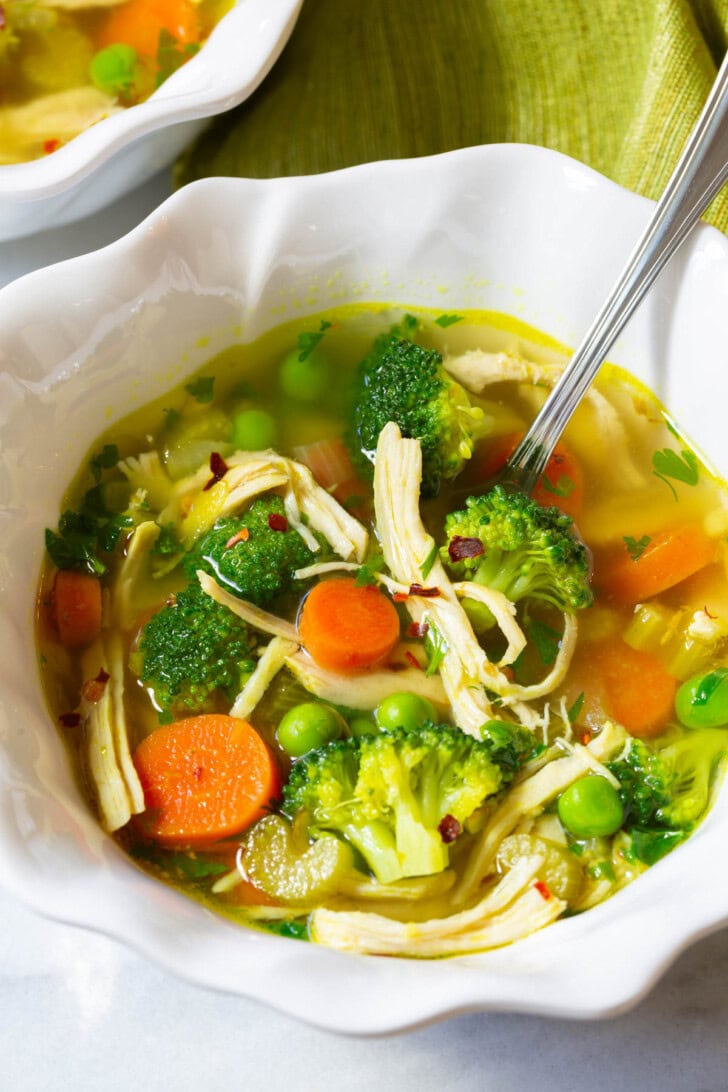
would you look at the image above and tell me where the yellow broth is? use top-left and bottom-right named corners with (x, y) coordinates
top-left (36, 304), bottom-right (728, 953)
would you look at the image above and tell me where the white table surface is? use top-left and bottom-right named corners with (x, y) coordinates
top-left (3, 173), bottom-right (728, 1092)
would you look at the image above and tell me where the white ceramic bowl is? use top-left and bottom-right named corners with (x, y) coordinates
top-left (0, 0), bottom-right (302, 241)
top-left (2, 144), bottom-right (728, 1035)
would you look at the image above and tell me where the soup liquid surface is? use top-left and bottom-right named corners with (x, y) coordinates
top-left (37, 305), bottom-right (728, 954)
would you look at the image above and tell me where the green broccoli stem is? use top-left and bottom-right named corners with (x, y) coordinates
top-left (338, 819), bottom-right (403, 885)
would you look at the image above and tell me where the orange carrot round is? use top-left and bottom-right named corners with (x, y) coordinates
top-left (51, 570), bottom-right (103, 648)
top-left (469, 431), bottom-right (584, 518)
top-left (97, 0), bottom-right (199, 58)
top-left (133, 714), bottom-right (281, 846)
top-left (298, 577), bottom-right (401, 674)
top-left (595, 525), bottom-right (718, 605)
top-left (576, 637), bottom-right (677, 739)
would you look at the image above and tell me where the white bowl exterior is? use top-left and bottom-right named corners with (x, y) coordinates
top-left (1, 144), bottom-right (728, 1033)
top-left (0, 0), bottom-right (302, 240)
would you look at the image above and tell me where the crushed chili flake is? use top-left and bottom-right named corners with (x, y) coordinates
top-left (203, 451), bottom-right (229, 491)
top-left (268, 512), bottom-right (288, 532)
top-left (534, 880), bottom-right (552, 901)
top-left (447, 535), bottom-right (484, 562)
top-left (404, 650), bottom-right (423, 671)
top-left (393, 592), bottom-right (409, 602)
top-left (438, 814), bottom-right (462, 844)
top-left (578, 729), bottom-right (592, 746)
top-left (406, 621), bottom-right (429, 639)
top-left (0, 7), bottom-right (6, 30)
top-left (43, 138), bottom-right (61, 155)
top-left (408, 583), bottom-right (440, 598)
top-left (82, 668), bottom-right (110, 704)
top-left (225, 528), bottom-right (250, 549)
top-left (59, 712), bottom-right (81, 728)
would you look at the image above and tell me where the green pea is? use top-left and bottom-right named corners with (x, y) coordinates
top-left (279, 348), bottom-right (330, 403)
top-left (276, 702), bottom-right (345, 757)
top-left (375, 691), bottom-right (437, 733)
top-left (348, 716), bottom-right (379, 738)
top-left (89, 44), bottom-right (138, 97)
top-left (557, 776), bottom-right (624, 838)
top-left (231, 408), bottom-right (277, 451)
top-left (675, 668), bottom-right (728, 729)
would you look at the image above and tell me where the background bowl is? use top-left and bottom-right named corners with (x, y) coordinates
top-left (0, 0), bottom-right (302, 242)
top-left (1, 144), bottom-right (728, 1034)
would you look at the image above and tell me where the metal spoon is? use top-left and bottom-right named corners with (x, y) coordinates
top-left (506, 49), bottom-right (728, 495)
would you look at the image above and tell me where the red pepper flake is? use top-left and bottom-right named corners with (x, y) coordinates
top-left (0, 7), bottom-right (6, 30)
top-left (393, 592), bottom-right (409, 602)
top-left (534, 880), bottom-right (552, 901)
top-left (82, 668), bottom-right (111, 704)
top-left (59, 712), bottom-right (81, 728)
top-left (408, 583), bottom-right (441, 598)
top-left (404, 650), bottom-right (423, 671)
top-left (225, 527), bottom-right (250, 549)
top-left (447, 535), bottom-right (484, 562)
top-left (438, 814), bottom-right (462, 844)
top-left (268, 512), bottom-right (288, 532)
top-left (406, 621), bottom-right (429, 639)
top-left (43, 138), bottom-right (61, 155)
top-left (578, 729), bottom-right (592, 746)
top-left (203, 451), bottom-right (229, 491)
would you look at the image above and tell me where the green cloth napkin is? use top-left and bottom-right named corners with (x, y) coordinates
top-left (176, 0), bottom-right (728, 232)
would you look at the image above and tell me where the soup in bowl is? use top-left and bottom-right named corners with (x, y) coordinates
top-left (3, 145), bottom-right (728, 1031)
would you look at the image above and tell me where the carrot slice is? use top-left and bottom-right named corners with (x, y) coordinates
top-left (568, 636), bottom-right (677, 739)
top-left (133, 714), bottom-right (281, 846)
top-left (298, 577), bottom-right (401, 674)
top-left (468, 431), bottom-right (584, 518)
top-left (594, 524), bottom-right (718, 605)
top-left (97, 0), bottom-right (199, 58)
top-left (51, 570), bottom-right (103, 648)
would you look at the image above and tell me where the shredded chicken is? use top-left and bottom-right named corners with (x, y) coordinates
top-left (285, 649), bottom-right (448, 711)
top-left (113, 520), bottom-right (160, 631)
top-left (169, 449), bottom-right (368, 561)
top-left (80, 634), bottom-right (144, 833)
top-left (197, 571), bottom-right (297, 641)
top-left (230, 636), bottom-right (298, 720)
top-left (311, 854), bottom-right (565, 956)
top-left (443, 348), bottom-right (644, 488)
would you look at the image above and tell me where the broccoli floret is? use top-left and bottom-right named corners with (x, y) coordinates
top-left (136, 581), bottom-right (255, 717)
top-left (183, 495), bottom-right (319, 607)
top-left (440, 486), bottom-right (592, 627)
top-left (609, 730), bottom-right (728, 864)
top-left (282, 723), bottom-right (513, 884)
top-left (347, 325), bottom-right (487, 497)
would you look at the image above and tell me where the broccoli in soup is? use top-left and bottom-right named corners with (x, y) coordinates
top-left (37, 305), bottom-right (728, 957)
top-left (0, 0), bottom-right (232, 164)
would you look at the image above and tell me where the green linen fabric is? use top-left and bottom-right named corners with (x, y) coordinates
top-left (176, 0), bottom-right (728, 231)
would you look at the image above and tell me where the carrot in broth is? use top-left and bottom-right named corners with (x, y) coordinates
top-left (97, 0), bottom-right (199, 58)
top-left (469, 431), bottom-right (584, 518)
top-left (133, 714), bottom-right (281, 846)
top-left (298, 577), bottom-right (401, 674)
top-left (594, 524), bottom-right (718, 605)
top-left (51, 570), bottom-right (103, 648)
top-left (568, 636), bottom-right (677, 739)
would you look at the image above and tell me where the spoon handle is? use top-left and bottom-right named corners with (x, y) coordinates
top-left (507, 49), bottom-right (728, 492)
